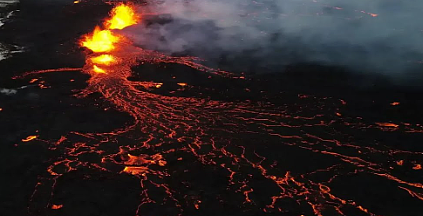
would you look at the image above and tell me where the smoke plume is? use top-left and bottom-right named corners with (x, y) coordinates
top-left (122, 0), bottom-right (423, 77)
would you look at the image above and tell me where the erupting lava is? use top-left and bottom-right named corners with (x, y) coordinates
top-left (81, 3), bottom-right (138, 53)
top-left (105, 3), bottom-right (139, 30)
top-left (90, 54), bottom-right (117, 65)
top-left (15, 2), bottom-right (423, 216)
top-left (92, 65), bottom-right (106, 74)
top-left (81, 26), bottom-right (120, 53)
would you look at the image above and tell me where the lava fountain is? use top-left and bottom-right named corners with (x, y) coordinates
top-left (105, 2), bottom-right (140, 30)
top-left (81, 26), bottom-right (120, 53)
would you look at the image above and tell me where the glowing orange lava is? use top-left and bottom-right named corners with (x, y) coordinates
top-left (81, 26), bottom-right (120, 53)
top-left (51, 204), bottom-right (63, 210)
top-left (413, 164), bottom-right (422, 170)
top-left (105, 3), bottom-right (139, 30)
top-left (123, 166), bottom-right (148, 175)
top-left (90, 54), bottom-right (117, 65)
top-left (375, 122), bottom-right (399, 128)
top-left (92, 65), bottom-right (106, 74)
top-left (22, 135), bottom-right (38, 142)
top-left (17, 2), bottom-right (423, 216)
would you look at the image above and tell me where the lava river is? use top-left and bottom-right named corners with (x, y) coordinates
top-left (12, 2), bottom-right (423, 216)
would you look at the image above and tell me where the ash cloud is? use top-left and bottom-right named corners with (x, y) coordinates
top-left (123, 0), bottom-right (423, 77)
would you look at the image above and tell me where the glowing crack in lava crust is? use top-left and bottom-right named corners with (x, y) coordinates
top-left (17, 2), bottom-right (423, 216)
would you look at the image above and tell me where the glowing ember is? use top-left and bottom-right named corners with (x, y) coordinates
top-left (81, 26), bottom-right (119, 53)
top-left (51, 204), bottom-right (63, 210)
top-left (390, 102), bottom-right (400, 106)
top-left (22, 135), bottom-right (37, 142)
top-left (105, 3), bottom-right (139, 30)
top-left (375, 122), bottom-right (399, 128)
top-left (90, 54), bottom-right (117, 65)
top-left (123, 166), bottom-right (148, 175)
top-left (413, 164), bottom-right (422, 170)
top-left (92, 65), bottom-right (106, 74)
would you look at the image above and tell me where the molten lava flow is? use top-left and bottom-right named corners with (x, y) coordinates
top-left (413, 164), bottom-right (422, 170)
top-left (18, 2), bottom-right (423, 216)
top-left (375, 122), bottom-right (399, 128)
top-left (80, 3), bottom-right (138, 53)
top-left (105, 3), bottom-right (139, 30)
top-left (22, 135), bottom-right (37, 142)
top-left (81, 26), bottom-right (119, 53)
top-left (92, 65), bottom-right (106, 74)
top-left (51, 204), bottom-right (63, 210)
top-left (90, 54), bottom-right (117, 65)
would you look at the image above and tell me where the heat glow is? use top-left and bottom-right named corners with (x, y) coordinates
top-left (93, 65), bottom-right (106, 74)
top-left (22, 135), bottom-right (37, 142)
top-left (105, 3), bottom-right (139, 30)
top-left (18, 2), bottom-right (423, 216)
top-left (90, 54), bottom-right (117, 65)
top-left (81, 26), bottom-right (119, 53)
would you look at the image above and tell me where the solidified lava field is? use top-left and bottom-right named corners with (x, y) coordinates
top-left (1, 1), bottom-right (423, 216)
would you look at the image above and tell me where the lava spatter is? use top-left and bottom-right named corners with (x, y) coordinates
top-left (92, 65), bottom-right (106, 74)
top-left (14, 1), bottom-right (423, 216)
top-left (90, 54), bottom-right (117, 65)
top-left (105, 2), bottom-right (139, 30)
top-left (81, 26), bottom-right (120, 53)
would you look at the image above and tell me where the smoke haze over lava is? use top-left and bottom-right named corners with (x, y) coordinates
top-left (125, 0), bottom-right (423, 79)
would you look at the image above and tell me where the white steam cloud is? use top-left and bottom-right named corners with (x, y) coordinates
top-left (123, 0), bottom-right (423, 76)
top-left (0, 88), bottom-right (17, 95)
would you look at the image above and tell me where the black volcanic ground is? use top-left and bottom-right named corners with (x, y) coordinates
top-left (1, 1), bottom-right (423, 216)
